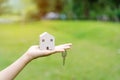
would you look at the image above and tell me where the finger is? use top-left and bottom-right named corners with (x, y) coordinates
top-left (55, 46), bottom-right (70, 53)
top-left (64, 46), bottom-right (71, 50)
top-left (63, 44), bottom-right (71, 49)
top-left (61, 43), bottom-right (72, 47)
top-left (63, 43), bottom-right (72, 46)
top-left (56, 43), bottom-right (72, 47)
top-left (56, 49), bottom-right (65, 53)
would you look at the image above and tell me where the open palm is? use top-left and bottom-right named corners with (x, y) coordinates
top-left (25, 43), bottom-right (72, 59)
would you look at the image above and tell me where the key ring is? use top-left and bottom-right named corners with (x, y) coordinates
top-left (62, 50), bottom-right (67, 57)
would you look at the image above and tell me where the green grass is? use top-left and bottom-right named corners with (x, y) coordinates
top-left (0, 21), bottom-right (120, 80)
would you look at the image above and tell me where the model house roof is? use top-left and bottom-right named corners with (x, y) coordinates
top-left (40, 32), bottom-right (54, 38)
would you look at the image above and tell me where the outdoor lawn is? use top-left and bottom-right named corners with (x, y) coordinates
top-left (0, 21), bottom-right (120, 80)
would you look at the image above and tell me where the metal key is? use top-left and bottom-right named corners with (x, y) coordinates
top-left (62, 50), bottom-right (67, 66)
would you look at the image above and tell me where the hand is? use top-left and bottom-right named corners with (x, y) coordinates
top-left (25, 43), bottom-right (72, 60)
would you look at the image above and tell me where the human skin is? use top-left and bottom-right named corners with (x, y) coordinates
top-left (0, 43), bottom-right (72, 80)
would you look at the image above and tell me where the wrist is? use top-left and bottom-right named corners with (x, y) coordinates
top-left (22, 53), bottom-right (33, 62)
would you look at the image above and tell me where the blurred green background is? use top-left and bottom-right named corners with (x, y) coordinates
top-left (0, 0), bottom-right (120, 80)
top-left (0, 21), bottom-right (120, 80)
top-left (0, 0), bottom-right (120, 21)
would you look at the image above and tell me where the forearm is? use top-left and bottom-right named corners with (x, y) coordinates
top-left (0, 53), bottom-right (32, 80)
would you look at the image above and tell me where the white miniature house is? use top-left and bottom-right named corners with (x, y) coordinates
top-left (39, 32), bottom-right (55, 50)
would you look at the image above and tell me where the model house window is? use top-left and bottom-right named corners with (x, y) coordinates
top-left (50, 39), bottom-right (53, 42)
top-left (42, 39), bottom-right (45, 42)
